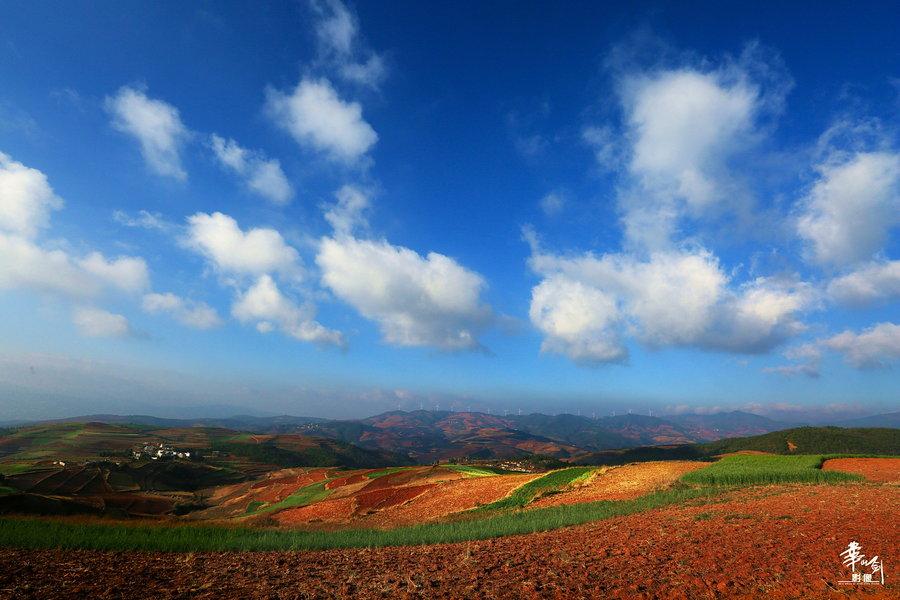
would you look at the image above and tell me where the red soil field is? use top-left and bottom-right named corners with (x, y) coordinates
top-left (250, 470), bottom-right (329, 504)
top-left (363, 473), bottom-right (539, 528)
top-left (273, 496), bottom-right (357, 525)
top-left (324, 471), bottom-right (370, 490)
top-left (822, 457), bottom-right (900, 483)
top-left (355, 483), bottom-right (435, 512)
top-left (2, 484), bottom-right (895, 599)
top-left (531, 461), bottom-right (707, 508)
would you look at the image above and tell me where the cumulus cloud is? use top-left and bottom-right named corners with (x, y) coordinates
top-left (323, 184), bottom-right (370, 235)
top-left (797, 151), bottom-right (900, 267)
top-left (265, 78), bottom-right (377, 162)
top-left (72, 307), bottom-right (131, 338)
top-left (0, 235), bottom-right (150, 299)
top-left (823, 322), bottom-right (900, 369)
top-left (529, 275), bottom-right (625, 364)
top-left (623, 69), bottom-right (758, 211)
top-left (762, 363), bottom-right (820, 378)
top-left (827, 260), bottom-right (900, 305)
top-left (0, 152), bottom-right (63, 238)
top-left (209, 134), bottom-right (293, 205)
top-left (539, 192), bottom-right (565, 216)
top-left (0, 234), bottom-right (100, 297)
top-left (231, 274), bottom-right (342, 346)
top-left (77, 252), bottom-right (149, 294)
top-left (314, 0), bottom-right (356, 57)
top-left (0, 153), bottom-right (150, 301)
top-left (185, 212), bottom-right (302, 279)
top-left (339, 55), bottom-right (386, 89)
top-left (142, 292), bottom-right (221, 329)
top-left (312, 0), bottom-right (386, 89)
top-left (317, 235), bottom-right (493, 351)
top-left (106, 86), bottom-right (189, 180)
top-left (594, 47), bottom-right (788, 250)
top-left (582, 126), bottom-right (619, 170)
top-left (769, 323), bottom-right (900, 374)
top-left (526, 238), bottom-right (813, 364)
top-left (112, 209), bottom-right (172, 231)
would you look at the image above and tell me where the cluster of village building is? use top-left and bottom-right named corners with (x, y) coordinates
top-left (131, 442), bottom-right (192, 461)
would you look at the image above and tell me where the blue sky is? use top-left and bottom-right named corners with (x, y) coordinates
top-left (0, 1), bottom-right (898, 420)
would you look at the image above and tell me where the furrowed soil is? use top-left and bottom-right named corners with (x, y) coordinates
top-left (2, 483), bottom-right (896, 599)
top-left (821, 458), bottom-right (900, 483)
top-left (531, 461), bottom-right (706, 507)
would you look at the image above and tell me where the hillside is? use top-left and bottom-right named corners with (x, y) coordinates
top-left (0, 422), bottom-right (405, 476)
top-left (699, 426), bottom-right (900, 455)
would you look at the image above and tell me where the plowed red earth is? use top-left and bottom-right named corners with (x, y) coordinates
top-left (273, 496), bottom-right (357, 525)
top-left (325, 471), bottom-right (370, 489)
top-left (531, 461), bottom-right (706, 507)
top-left (355, 483), bottom-right (435, 512)
top-left (822, 458), bottom-right (900, 483)
top-left (1, 484), bottom-right (896, 599)
top-left (363, 473), bottom-right (539, 528)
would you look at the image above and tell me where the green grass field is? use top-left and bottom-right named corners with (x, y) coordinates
top-left (250, 481), bottom-right (333, 516)
top-left (0, 485), bottom-right (719, 552)
top-left (364, 467), bottom-right (408, 479)
top-left (446, 465), bottom-right (507, 477)
top-left (680, 454), bottom-right (863, 486)
top-left (479, 467), bottom-right (597, 510)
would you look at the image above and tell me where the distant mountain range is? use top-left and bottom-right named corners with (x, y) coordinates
top-left (3, 409), bottom-right (898, 466)
top-left (11, 408), bottom-right (895, 463)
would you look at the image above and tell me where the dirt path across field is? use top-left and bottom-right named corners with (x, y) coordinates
top-left (1, 483), bottom-right (896, 599)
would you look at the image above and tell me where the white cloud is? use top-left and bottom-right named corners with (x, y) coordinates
top-left (0, 152), bottom-right (63, 238)
top-left (314, 0), bottom-right (356, 57)
top-left (827, 260), bottom-right (900, 305)
top-left (340, 55), bottom-right (386, 89)
top-left (527, 241), bottom-right (813, 364)
top-left (539, 192), bottom-right (565, 216)
top-left (209, 134), bottom-right (293, 205)
top-left (324, 184), bottom-right (370, 235)
top-left (0, 234), bottom-right (149, 300)
top-left (0, 154), bottom-right (150, 302)
top-left (312, 0), bottom-right (386, 89)
top-left (797, 151), bottom-right (900, 266)
top-left (582, 126), bottom-right (619, 170)
top-left (771, 323), bottom-right (900, 374)
top-left (77, 252), bottom-right (149, 294)
top-left (265, 78), bottom-right (377, 162)
top-left (317, 236), bottom-right (493, 351)
top-left (142, 292), bottom-right (221, 329)
top-left (72, 307), bottom-right (131, 338)
top-left (601, 51), bottom-right (785, 250)
top-left (113, 209), bottom-right (171, 231)
top-left (623, 69), bottom-right (758, 211)
top-left (106, 86), bottom-right (189, 180)
top-left (529, 275), bottom-right (625, 364)
top-left (762, 363), bottom-right (820, 378)
top-left (232, 274), bottom-right (342, 346)
top-left (185, 212), bottom-right (301, 279)
top-left (823, 322), bottom-right (900, 369)
top-left (0, 233), bottom-right (99, 297)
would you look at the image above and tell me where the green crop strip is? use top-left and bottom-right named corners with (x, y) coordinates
top-left (364, 467), bottom-right (408, 479)
top-left (446, 465), bottom-right (506, 477)
top-left (478, 467), bottom-right (597, 510)
top-left (680, 454), bottom-right (864, 486)
top-left (252, 481), bottom-right (332, 515)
